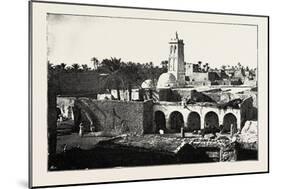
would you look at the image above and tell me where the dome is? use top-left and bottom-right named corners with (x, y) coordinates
top-left (157, 73), bottom-right (177, 88)
top-left (141, 79), bottom-right (154, 89)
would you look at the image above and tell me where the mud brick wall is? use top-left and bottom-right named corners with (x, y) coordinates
top-left (142, 100), bottom-right (154, 133)
top-left (77, 98), bottom-right (154, 135)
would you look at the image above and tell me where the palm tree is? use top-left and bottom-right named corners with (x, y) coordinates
top-left (203, 64), bottom-right (207, 72)
top-left (161, 60), bottom-right (168, 69)
top-left (198, 61), bottom-right (202, 72)
top-left (57, 63), bottom-right (66, 71)
top-left (99, 58), bottom-right (125, 100)
top-left (238, 62), bottom-right (242, 69)
top-left (81, 64), bottom-right (91, 71)
top-left (206, 63), bottom-right (210, 72)
top-left (149, 62), bottom-right (153, 68)
top-left (221, 65), bottom-right (226, 71)
top-left (71, 63), bottom-right (81, 72)
top-left (91, 57), bottom-right (99, 70)
top-left (52, 63), bottom-right (66, 73)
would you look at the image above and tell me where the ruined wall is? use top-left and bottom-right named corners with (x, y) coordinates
top-left (205, 92), bottom-right (233, 103)
top-left (240, 97), bottom-right (258, 128)
top-left (76, 98), bottom-right (153, 135)
top-left (172, 89), bottom-right (192, 99)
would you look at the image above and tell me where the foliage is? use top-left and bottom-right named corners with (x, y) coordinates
top-left (47, 58), bottom-right (167, 98)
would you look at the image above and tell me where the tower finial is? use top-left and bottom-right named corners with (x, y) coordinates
top-left (175, 31), bottom-right (178, 39)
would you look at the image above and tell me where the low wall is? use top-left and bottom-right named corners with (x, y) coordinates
top-left (76, 98), bottom-right (154, 135)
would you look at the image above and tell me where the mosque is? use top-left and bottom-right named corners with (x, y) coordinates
top-left (157, 32), bottom-right (210, 89)
top-left (147, 33), bottom-right (256, 134)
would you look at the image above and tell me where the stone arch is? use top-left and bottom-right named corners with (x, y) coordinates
top-left (204, 111), bottom-right (219, 129)
top-left (222, 113), bottom-right (237, 133)
top-left (169, 111), bottom-right (184, 133)
top-left (187, 112), bottom-right (201, 131)
top-left (154, 111), bottom-right (166, 132)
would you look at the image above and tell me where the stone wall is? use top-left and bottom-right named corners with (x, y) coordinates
top-left (143, 100), bottom-right (154, 133)
top-left (76, 98), bottom-right (154, 135)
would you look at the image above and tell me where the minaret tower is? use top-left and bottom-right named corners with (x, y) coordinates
top-left (168, 32), bottom-right (185, 86)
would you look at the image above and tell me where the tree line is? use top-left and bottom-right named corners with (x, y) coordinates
top-left (48, 57), bottom-right (167, 100)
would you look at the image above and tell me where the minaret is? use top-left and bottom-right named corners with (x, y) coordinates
top-left (168, 32), bottom-right (185, 86)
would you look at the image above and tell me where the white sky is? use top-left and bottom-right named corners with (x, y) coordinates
top-left (47, 14), bottom-right (258, 69)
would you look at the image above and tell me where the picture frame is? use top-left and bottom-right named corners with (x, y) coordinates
top-left (29, 0), bottom-right (269, 188)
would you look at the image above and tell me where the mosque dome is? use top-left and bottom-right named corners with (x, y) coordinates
top-left (141, 79), bottom-right (154, 89)
top-left (157, 73), bottom-right (177, 89)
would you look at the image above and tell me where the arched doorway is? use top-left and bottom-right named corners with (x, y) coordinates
top-left (222, 113), bottom-right (237, 133)
top-left (169, 111), bottom-right (184, 132)
top-left (187, 112), bottom-right (201, 131)
top-left (204, 111), bottom-right (219, 129)
top-left (154, 111), bottom-right (166, 132)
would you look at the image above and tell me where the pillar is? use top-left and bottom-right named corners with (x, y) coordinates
top-left (219, 113), bottom-right (224, 128)
top-left (182, 112), bottom-right (188, 129)
top-left (200, 114), bottom-right (205, 130)
top-left (237, 112), bottom-right (241, 130)
top-left (219, 114), bottom-right (223, 125)
top-left (166, 116), bottom-right (170, 131)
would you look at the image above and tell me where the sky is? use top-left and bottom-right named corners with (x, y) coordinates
top-left (47, 13), bottom-right (258, 69)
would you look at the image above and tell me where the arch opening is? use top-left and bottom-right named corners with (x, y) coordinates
top-left (169, 111), bottom-right (184, 133)
top-left (154, 111), bottom-right (166, 132)
top-left (187, 112), bottom-right (201, 132)
top-left (222, 113), bottom-right (237, 133)
top-left (204, 111), bottom-right (219, 129)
